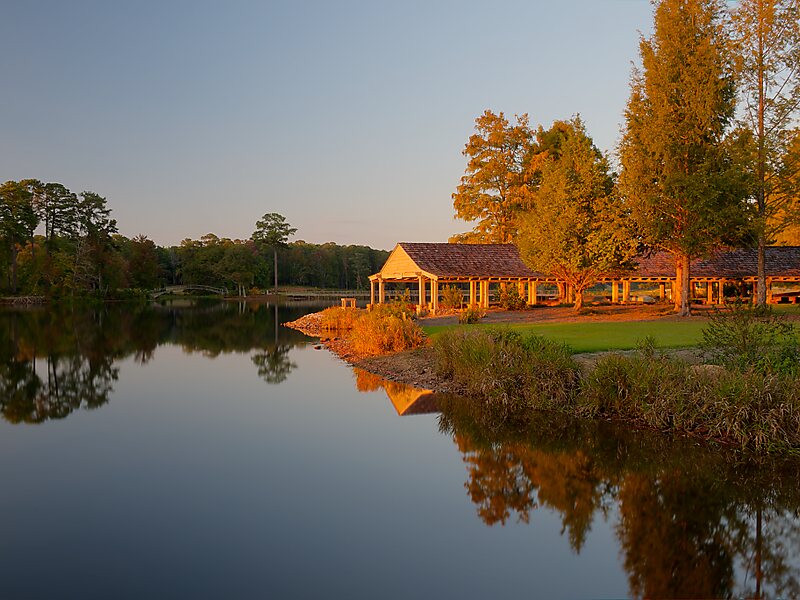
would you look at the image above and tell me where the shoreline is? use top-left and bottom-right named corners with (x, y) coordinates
top-left (284, 309), bottom-right (705, 393)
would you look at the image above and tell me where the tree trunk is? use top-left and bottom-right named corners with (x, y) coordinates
top-left (10, 244), bottom-right (18, 294)
top-left (273, 247), bottom-right (278, 293)
top-left (673, 259), bottom-right (683, 312)
top-left (573, 288), bottom-right (584, 312)
top-left (679, 253), bottom-right (691, 317)
top-left (756, 9), bottom-right (767, 307)
top-left (757, 233), bottom-right (767, 307)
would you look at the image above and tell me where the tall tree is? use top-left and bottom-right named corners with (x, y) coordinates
top-left (251, 213), bottom-right (297, 292)
top-left (731, 0), bottom-right (800, 304)
top-left (0, 181), bottom-right (39, 293)
top-left (618, 0), bottom-right (750, 316)
top-left (451, 110), bottom-right (534, 243)
top-left (518, 118), bottom-right (638, 311)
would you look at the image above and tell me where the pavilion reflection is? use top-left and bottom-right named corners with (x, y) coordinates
top-left (353, 368), bottom-right (439, 416)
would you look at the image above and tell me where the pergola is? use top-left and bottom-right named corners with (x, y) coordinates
top-left (368, 243), bottom-right (556, 312)
top-left (369, 243), bottom-right (800, 312)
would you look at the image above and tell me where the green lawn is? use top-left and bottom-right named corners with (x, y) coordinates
top-left (422, 320), bottom-right (708, 354)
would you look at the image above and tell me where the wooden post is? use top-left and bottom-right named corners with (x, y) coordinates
top-left (481, 281), bottom-right (490, 308)
top-left (706, 281), bottom-right (713, 305)
top-left (622, 280), bottom-right (630, 303)
top-left (418, 276), bottom-right (426, 312)
top-left (469, 280), bottom-right (477, 306)
top-left (528, 281), bottom-right (537, 305)
top-left (431, 279), bottom-right (439, 313)
top-left (752, 281), bottom-right (757, 304)
top-left (557, 282), bottom-right (566, 302)
top-left (378, 278), bottom-right (385, 304)
top-left (370, 280), bottom-right (375, 306)
top-left (659, 283), bottom-right (666, 300)
top-left (767, 279), bottom-right (773, 304)
top-left (517, 281), bottom-right (525, 297)
top-left (611, 281), bottom-right (619, 304)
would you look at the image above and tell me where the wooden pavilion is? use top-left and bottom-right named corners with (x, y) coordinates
top-left (369, 243), bottom-right (800, 312)
top-left (368, 243), bottom-right (556, 312)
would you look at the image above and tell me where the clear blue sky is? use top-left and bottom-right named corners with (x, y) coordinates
top-left (0, 0), bottom-right (653, 250)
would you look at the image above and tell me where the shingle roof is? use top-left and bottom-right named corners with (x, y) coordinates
top-left (399, 243), bottom-right (546, 278)
top-left (634, 247), bottom-right (800, 279)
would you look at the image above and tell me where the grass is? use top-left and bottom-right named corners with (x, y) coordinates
top-left (423, 320), bottom-right (706, 353)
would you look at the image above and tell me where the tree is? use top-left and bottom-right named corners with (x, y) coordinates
top-left (451, 110), bottom-right (535, 243)
top-left (126, 235), bottom-right (161, 289)
top-left (518, 118), bottom-right (638, 311)
top-left (214, 242), bottom-right (257, 297)
top-left (618, 0), bottom-right (750, 316)
top-left (771, 130), bottom-right (800, 243)
top-left (251, 213), bottom-right (297, 292)
top-left (730, 0), bottom-right (800, 304)
top-left (72, 192), bottom-right (119, 292)
top-left (0, 181), bottom-right (39, 293)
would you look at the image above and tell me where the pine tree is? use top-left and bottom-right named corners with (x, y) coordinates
top-left (619, 0), bottom-right (750, 316)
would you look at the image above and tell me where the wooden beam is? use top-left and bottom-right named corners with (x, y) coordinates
top-left (611, 280), bottom-right (619, 304)
top-left (370, 280), bottom-right (375, 306)
top-left (469, 280), bottom-right (477, 306)
top-left (378, 278), bottom-right (385, 304)
top-left (431, 278), bottom-right (439, 313)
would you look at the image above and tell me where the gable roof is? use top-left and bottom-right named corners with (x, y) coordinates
top-left (634, 247), bottom-right (800, 279)
top-left (376, 242), bottom-right (546, 279)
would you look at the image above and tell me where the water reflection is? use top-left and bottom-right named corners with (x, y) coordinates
top-left (353, 368), bottom-right (438, 416)
top-left (0, 302), bottom-right (313, 423)
top-left (436, 396), bottom-right (800, 599)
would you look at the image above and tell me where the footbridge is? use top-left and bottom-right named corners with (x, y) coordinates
top-left (150, 285), bottom-right (228, 298)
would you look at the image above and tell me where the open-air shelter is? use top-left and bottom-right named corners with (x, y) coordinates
top-left (369, 243), bottom-right (800, 312)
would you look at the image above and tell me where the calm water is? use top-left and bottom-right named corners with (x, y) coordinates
top-left (0, 301), bottom-right (799, 599)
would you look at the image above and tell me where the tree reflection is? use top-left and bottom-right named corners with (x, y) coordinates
top-left (252, 345), bottom-right (297, 384)
top-left (437, 395), bottom-right (800, 599)
top-left (0, 301), bottom-right (313, 423)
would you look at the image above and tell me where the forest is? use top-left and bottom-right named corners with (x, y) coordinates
top-left (0, 179), bottom-right (388, 297)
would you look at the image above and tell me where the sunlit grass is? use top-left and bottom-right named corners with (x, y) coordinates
top-left (423, 320), bottom-right (706, 353)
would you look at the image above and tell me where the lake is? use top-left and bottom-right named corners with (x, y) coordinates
top-left (0, 301), bottom-right (798, 599)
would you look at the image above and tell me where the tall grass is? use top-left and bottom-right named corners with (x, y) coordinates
top-left (434, 328), bottom-right (581, 421)
top-left (433, 327), bottom-right (800, 455)
top-left (319, 306), bottom-right (360, 330)
top-left (348, 304), bottom-right (426, 355)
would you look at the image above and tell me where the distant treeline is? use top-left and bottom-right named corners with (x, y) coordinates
top-left (0, 179), bottom-right (388, 297)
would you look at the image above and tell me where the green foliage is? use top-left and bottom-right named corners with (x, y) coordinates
top-left (618, 0), bottom-right (752, 315)
top-left (440, 285), bottom-right (463, 310)
top-left (701, 302), bottom-right (800, 375)
top-left (518, 118), bottom-right (638, 311)
top-left (498, 284), bottom-right (526, 310)
top-left (251, 213), bottom-right (297, 248)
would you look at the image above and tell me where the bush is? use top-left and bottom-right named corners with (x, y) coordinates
top-left (499, 285), bottom-right (527, 310)
top-left (580, 344), bottom-right (800, 454)
top-left (348, 304), bottom-right (427, 355)
top-left (319, 306), bottom-right (360, 330)
top-left (441, 285), bottom-right (464, 310)
top-left (458, 305), bottom-right (485, 324)
top-left (434, 328), bottom-right (581, 419)
top-left (701, 302), bottom-right (800, 375)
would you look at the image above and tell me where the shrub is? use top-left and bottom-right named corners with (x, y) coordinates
top-left (580, 344), bottom-right (800, 454)
top-left (348, 304), bottom-right (427, 355)
top-left (441, 285), bottom-right (464, 310)
top-left (434, 328), bottom-right (581, 419)
top-left (499, 285), bottom-right (527, 310)
top-left (701, 302), bottom-right (800, 375)
top-left (319, 306), bottom-right (360, 330)
top-left (458, 305), bottom-right (485, 324)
